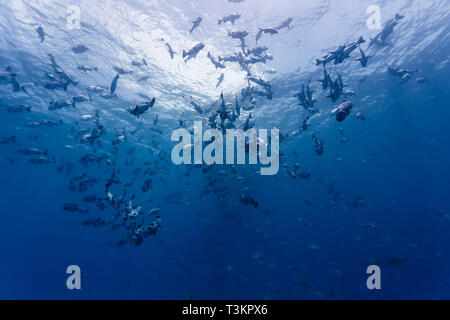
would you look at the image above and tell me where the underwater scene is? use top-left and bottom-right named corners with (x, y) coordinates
top-left (0, 0), bottom-right (449, 300)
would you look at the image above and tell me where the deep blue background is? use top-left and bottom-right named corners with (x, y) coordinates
top-left (0, 0), bottom-right (449, 299)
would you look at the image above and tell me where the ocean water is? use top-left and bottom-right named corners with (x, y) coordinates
top-left (0, 0), bottom-right (449, 299)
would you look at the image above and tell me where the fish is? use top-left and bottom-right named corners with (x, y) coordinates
top-left (182, 43), bottom-right (205, 62)
top-left (29, 156), bottom-right (54, 164)
top-left (240, 194), bottom-right (258, 208)
top-left (334, 36), bottom-right (365, 64)
top-left (312, 134), bottom-right (324, 156)
top-left (148, 207), bottom-right (160, 216)
top-left (318, 65), bottom-right (332, 89)
top-left (369, 13), bottom-right (404, 48)
top-left (36, 26), bottom-right (45, 42)
top-left (110, 74), bottom-right (120, 94)
top-left (72, 95), bottom-right (91, 104)
top-left (113, 66), bottom-right (133, 75)
top-left (276, 17), bottom-right (293, 30)
top-left (190, 98), bottom-right (203, 114)
top-left (356, 46), bottom-right (371, 67)
top-left (247, 75), bottom-right (271, 88)
top-left (218, 13), bottom-right (241, 25)
top-left (44, 80), bottom-right (68, 91)
top-left (72, 44), bottom-right (88, 54)
top-left (388, 67), bottom-right (419, 78)
top-left (189, 17), bottom-right (202, 34)
top-left (0, 70), bottom-right (31, 93)
top-left (7, 105), bottom-right (31, 113)
top-left (142, 179), bottom-right (152, 192)
top-left (355, 111), bottom-right (365, 120)
top-left (87, 86), bottom-right (112, 98)
top-left (239, 38), bottom-right (246, 53)
top-left (207, 52), bottom-right (226, 69)
top-left (387, 257), bottom-right (410, 267)
top-left (331, 100), bottom-right (353, 122)
top-left (128, 98), bottom-right (156, 117)
top-left (216, 73), bottom-right (224, 88)
top-left (327, 71), bottom-right (344, 102)
top-left (131, 58), bottom-right (147, 67)
top-left (315, 45), bottom-right (345, 65)
top-left (17, 147), bottom-right (48, 156)
top-left (247, 46), bottom-right (268, 56)
top-left (48, 99), bottom-right (75, 111)
top-left (0, 135), bottom-right (16, 145)
top-left (259, 27), bottom-right (278, 35)
top-left (83, 195), bottom-right (98, 203)
top-left (48, 54), bottom-right (77, 87)
top-left (228, 30), bottom-right (248, 40)
top-left (45, 119), bottom-right (64, 126)
top-left (415, 77), bottom-right (428, 84)
top-left (218, 52), bottom-right (243, 63)
top-left (166, 42), bottom-right (176, 59)
top-left (256, 27), bottom-right (278, 44)
top-left (63, 202), bottom-right (89, 213)
top-left (77, 65), bottom-right (98, 72)
top-left (235, 94), bottom-right (240, 116)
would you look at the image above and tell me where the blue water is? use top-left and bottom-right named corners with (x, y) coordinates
top-left (0, 0), bottom-right (449, 299)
